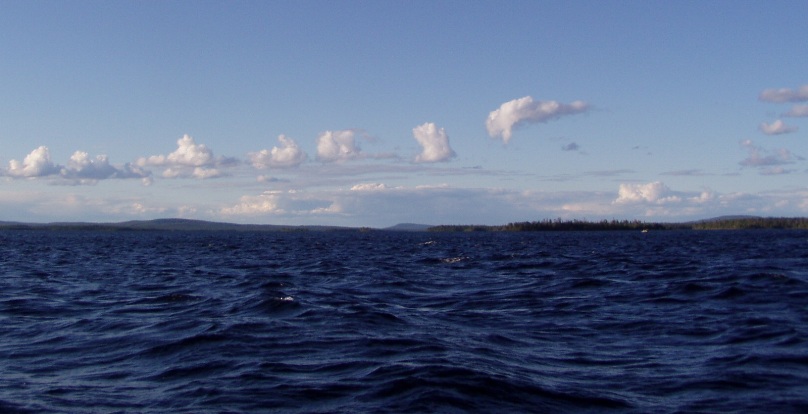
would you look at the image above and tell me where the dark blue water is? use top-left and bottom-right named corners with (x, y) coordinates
top-left (1, 229), bottom-right (808, 413)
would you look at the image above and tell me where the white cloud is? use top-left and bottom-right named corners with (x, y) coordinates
top-left (4, 147), bottom-right (148, 183)
top-left (150, 134), bottom-right (213, 166)
top-left (159, 165), bottom-right (225, 179)
top-left (119, 164), bottom-right (153, 181)
top-left (192, 167), bottom-right (223, 179)
top-left (113, 202), bottom-right (168, 216)
top-left (690, 190), bottom-right (717, 204)
top-left (248, 134), bottom-right (307, 169)
top-left (60, 151), bottom-right (151, 181)
top-left (221, 191), bottom-right (286, 215)
top-left (614, 181), bottom-right (681, 204)
top-left (739, 139), bottom-right (800, 168)
top-left (136, 134), bottom-right (236, 179)
top-left (220, 189), bottom-right (337, 218)
top-left (65, 151), bottom-right (113, 176)
top-left (759, 85), bottom-right (808, 103)
top-left (316, 130), bottom-right (362, 162)
top-left (486, 96), bottom-right (589, 143)
top-left (759, 119), bottom-right (797, 135)
top-left (161, 167), bottom-right (181, 178)
top-left (784, 104), bottom-right (808, 117)
top-left (412, 122), bottom-right (456, 163)
top-left (6, 146), bottom-right (61, 177)
top-left (350, 183), bottom-right (390, 191)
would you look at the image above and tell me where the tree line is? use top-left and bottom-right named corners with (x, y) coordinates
top-left (428, 217), bottom-right (808, 232)
top-left (690, 217), bottom-right (808, 230)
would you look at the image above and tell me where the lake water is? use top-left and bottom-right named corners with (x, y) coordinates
top-left (1, 229), bottom-right (807, 413)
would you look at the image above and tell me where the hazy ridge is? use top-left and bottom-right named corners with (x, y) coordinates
top-left (2, 215), bottom-right (808, 232)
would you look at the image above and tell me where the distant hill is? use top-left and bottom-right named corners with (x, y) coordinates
top-left (2, 216), bottom-right (806, 232)
top-left (384, 223), bottom-right (432, 231)
top-left (0, 218), bottom-right (357, 232)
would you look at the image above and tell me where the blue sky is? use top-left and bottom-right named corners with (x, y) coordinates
top-left (2, 0), bottom-right (808, 227)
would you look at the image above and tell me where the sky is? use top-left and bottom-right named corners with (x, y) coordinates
top-left (1, 0), bottom-right (808, 227)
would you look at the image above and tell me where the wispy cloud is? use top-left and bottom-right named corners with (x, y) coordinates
top-left (6, 172), bottom-right (808, 225)
top-left (784, 104), bottom-right (808, 117)
top-left (739, 139), bottom-right (801, 170)
top-left (220, 191), bottom-right (287, 215)
top-left (215, 180), bottom-right (808, 227)
top-left (136, 134), bottom-right (237, 179)
top-left (221, 184), bottom-right (546, 225)
top-left (759, 119), bottom-right (797, 135)
top-left (486, 96), bottom-right (589, 143)
top-left (759, 84), bottom-right (808, 103)
top-left (584, 169), bottom-right (633, 177)
top-left (561, 142), bottom-right (580, 152)
top-left (412, 122), bottom-right (456, 163)
top-left (248, 135), bottom-right (307, 169)
top-left (350, 183), bottom-right (391, 192)
top-left (759, 166), bottom-right (794, 175)
top-left (661, 169), bottom-right (709, 176)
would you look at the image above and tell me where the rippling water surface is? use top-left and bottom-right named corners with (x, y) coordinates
top-left (2, 229), bottom-right (808, 413)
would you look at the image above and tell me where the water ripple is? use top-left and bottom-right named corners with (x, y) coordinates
top-left (1, 230), bottom-right (807, 412)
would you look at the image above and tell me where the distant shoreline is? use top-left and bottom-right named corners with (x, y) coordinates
top-left (428, 216), bottom-right (808, 232)
top-left (1, 216), bottom-right (808, 232)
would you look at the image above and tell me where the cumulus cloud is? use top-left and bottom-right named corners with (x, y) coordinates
top-left (136, 134), bottom-right (236, 179)
top-left (759, 119), bottom-right (797, 135)
top-left (139, 134), bottom-right (213, 166)
top-left (486, 96), bottom-right (589, 142)
top-left (61, 151), bottom-right (150, 181)
top-left (614, 181), bottom-right (681, 204)
top-left (64, 151), bottom-right (117, 178)
top-left (4, 147), bottom-right (150, 184)
top-left (784, 104), bottom-right (808, 117)
top-left (739, 139), bottom-right (800, 168)
top-left (759, 85), bottom-right (808, 103)
top-left (412, 122), bottom-right (456, 163)
top-left (6, 146), bottom-right (61, 177)
top-left (607, 183), bottom-right (743, 219)
top-left (316, 130), bottom-right (363, 162)
top-left (248, 135), bottom-right (307, 169)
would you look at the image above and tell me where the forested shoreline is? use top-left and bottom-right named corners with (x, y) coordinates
top-left (428, 217), bottom-right (808, 232)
